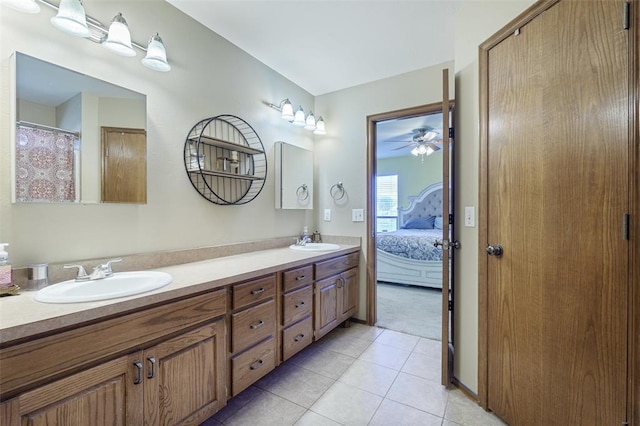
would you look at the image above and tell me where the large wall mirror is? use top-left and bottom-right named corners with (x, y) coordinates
top-left (12, 52), bottom-right (147, 204)
top-left (275, 141), bottom-right (313, 210)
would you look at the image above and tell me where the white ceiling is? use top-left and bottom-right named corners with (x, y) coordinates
top-left (166, 0), bottom-right (457, 159)
top-left (167, 0), bottom-right (456, 96)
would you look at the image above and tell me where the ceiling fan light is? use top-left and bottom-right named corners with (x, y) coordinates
top-left (417, 144), bottom-right (428, 155)
top-left (304, 111), bottom-right (316, 130)
top-left (50, 0), bottom-right (91, 38)
top-left (103, 13), bottom-right (136, 57)
top-left (411, 147), bottom-right (419, 156)
top-left (426, 146), bottom-right (435, 155)
top-left (292, 106), bottom-right (306, 127)
top-left (313, 116), bottom-right (326, 135)
top-left (1, 0), bottom-right (40, 13)
top-left (142, 33), bottom-right (171, 72)
top-left (280, 99), bottom-right (294, 120)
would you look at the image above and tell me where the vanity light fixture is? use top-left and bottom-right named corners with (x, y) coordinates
top-left (1, 0), bottom-right (40, 14)
top-left (264, 99), bottom-right (328, 134)
top-left (2, 0), bottom-right (172, 72)
top-left (50, 0), bottom-right (90, 37)
top-left (103, 13), bottom-right (136, 57)
top-left (313, 117), bottom-right (326, 135)
top-left (141, 33), bottom-right (171, 72)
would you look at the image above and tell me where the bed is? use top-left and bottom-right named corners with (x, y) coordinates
top-left (376, 182), bottom-right (445, 288)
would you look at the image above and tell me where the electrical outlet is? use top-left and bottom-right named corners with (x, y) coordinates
top-left (465, 206), bottom-right (475, 227)
top-left (352, 209), bottom-right (364, 222)
top-left (324, 209), bottom-right (331, 221)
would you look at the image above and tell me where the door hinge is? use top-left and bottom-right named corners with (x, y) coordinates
top-left (449, 127), bottom-right (454, 139)
top-left (448, 300), bottom-right (453, 311)
top-left (623, 2), bottom-right (630, 30)
top-left (448, 214), bottom-right (453, 224)
top-left (623, 213), bottom-right (630, 240)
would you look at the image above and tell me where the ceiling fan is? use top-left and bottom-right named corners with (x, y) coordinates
top-left (386, 127), bottom-right (442, 159)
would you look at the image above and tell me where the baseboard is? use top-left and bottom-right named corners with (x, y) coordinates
top-left (452, 376), bottom-right (478, 402)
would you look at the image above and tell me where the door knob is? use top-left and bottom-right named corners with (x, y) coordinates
top-left (486, 244), bottom-right (503, 257)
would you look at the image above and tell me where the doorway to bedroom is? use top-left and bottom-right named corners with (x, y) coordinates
top-left (372, 105), bottom-right (447, 341)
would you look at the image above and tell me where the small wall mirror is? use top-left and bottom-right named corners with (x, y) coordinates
top-left (12, 52), bottom-right (147, 204)
top-left (275, 142), bottom-right (313, 210)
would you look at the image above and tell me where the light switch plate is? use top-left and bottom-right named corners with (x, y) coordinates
top-left (352, 209), bottom-right (364, 222)
top-left (464, 206), bottom-right (475, 227)
top-left (324, 209), bottom-right (332, 221)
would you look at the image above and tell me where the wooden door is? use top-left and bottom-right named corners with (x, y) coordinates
top-left (483, 1), bottom-right (629, 424)
top-left (315, 276), bottom-right (339, 339)
top-left (0, 353), bottom-right (143, 425)
top-left (339, 268), bottom-right (359, 321)
top-left (439, 69), bottom-right (454, 387)
top-left (102, 126), bottom-right (147, 203)
top-left (144, 321), bottom-right (226, 426)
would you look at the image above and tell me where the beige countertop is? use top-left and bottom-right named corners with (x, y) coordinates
top-left (0, 244), bottom-right (359, 345)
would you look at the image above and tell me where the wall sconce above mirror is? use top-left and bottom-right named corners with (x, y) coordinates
top-left (274, 142), bottom-right (314, 210)
top-left (1, 0), bottom-right (171, 72)
top-left (264, 99), bottom-right (327, 135)
top-left (12, 52), bottom-right (147, 204)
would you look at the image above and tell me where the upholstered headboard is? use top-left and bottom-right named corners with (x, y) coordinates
top-left (398, 182), bottom-right (444, 226)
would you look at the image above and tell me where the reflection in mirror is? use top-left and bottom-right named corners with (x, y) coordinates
top-left (275, 141), bottom-right (313, 210)
top-left (13, 52), bottom-right (147, 204)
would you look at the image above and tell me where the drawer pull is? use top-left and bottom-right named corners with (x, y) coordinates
top-left (147, 356), bottom-right (156, 379)
top-left (250, 320), bottom-right (265, 329)
top-left (295, 275), bottom-right (306, 281)
top-left (295, 301), bottom-right (306, 308)
top-left (294, 333), bottom-right (305, 342)
top-left (133, 361), bottom-right (143, 385)
top-left (250, 359), bottom-right (264, 370)
top-left (251, 287), bottom-right (265, 295)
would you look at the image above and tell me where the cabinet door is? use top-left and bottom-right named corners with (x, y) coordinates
top-left (315, 276), bottom-right (339, 340)
top-left (0, 353), bottom-right (143, 426)
top-left (339, 268), bottom-right (359, 322)
top-left (144, 320), bottom-right (226, 426)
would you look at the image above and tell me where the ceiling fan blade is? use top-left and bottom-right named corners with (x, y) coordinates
top-left (383, 139), bottom-right (413, 143)
top-left (427, 142), bottom-right (441, 151)
top-left (392, 143), bottom-right (416, 151)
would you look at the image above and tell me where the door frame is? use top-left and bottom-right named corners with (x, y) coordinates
top-left (477, 1), bottom-right (639, 422)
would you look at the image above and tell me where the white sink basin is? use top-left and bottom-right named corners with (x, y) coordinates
top-left (35, 271), bottom-right (173, 304)
top-left (289, 243), bottom-right (341, 252)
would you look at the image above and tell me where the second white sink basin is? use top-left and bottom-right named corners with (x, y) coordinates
top-left (289, 243), bottom-right (341, 252)
top-left (35, 271), bottom-right (173, 304)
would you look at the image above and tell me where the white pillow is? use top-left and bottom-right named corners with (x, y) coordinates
top-left (434, 216), bottom-right (443, 230)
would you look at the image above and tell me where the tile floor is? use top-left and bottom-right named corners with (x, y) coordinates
top-left (202, 324), bottom-right (506, 426)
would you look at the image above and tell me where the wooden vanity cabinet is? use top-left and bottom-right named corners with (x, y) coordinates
top-left (281, 265), bottom-right (314, 361)
top-left (0, 291), bottom-right (227, 426)
top-left (229, 274), bottom-right (277, 397)
top-left (314, 252), bottom-right (359, 340)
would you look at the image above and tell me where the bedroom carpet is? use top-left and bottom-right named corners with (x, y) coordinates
top-left (376, 282), bottom-right (442, 340)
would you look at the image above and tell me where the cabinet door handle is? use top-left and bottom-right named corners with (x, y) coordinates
top-left (295, 301), bottom-right (306, 308)
top-left (147, 356), bottom-right (156, 379)
top-left (133, 361), bottom-right (143, 385)
top-left (250, 320), bottom-right (265, 329)
top-left (250, 359), bottom-right (264, 370)
top-left (251, 287), bottom-right (265, 295)
top-left (295, 275), bottom-right (306, 281)
top-left (337, 277), bottom-right (344, 288)
top-left (294, 333), bottom-right (305, 342)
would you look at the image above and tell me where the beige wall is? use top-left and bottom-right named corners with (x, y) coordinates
top-left (1, 0), bottom-right (536, 395)
top-left (0, 0), bottom-right (316, 266)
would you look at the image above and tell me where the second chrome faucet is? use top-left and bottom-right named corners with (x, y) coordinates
top-left (64, 258), bottom-right (122, 281)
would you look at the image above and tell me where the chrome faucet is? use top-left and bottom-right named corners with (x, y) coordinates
top-left (63, 258), bottom-right (122, 282)
top-left (295, 236), bottom-right (312, 246)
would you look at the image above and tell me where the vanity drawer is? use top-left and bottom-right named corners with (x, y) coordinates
top-left (282, 285), bottom-right (313, 327)
top-left (231, 337), bottom-right (276, 396)
top-left (232, 274), bottom-right (276, 310)
top-left (282, 265), bottom-right (313, 293)
top-left (315, 252), bottom-right (359, 281)
top-left (231, 299), bottom-right (276, 353)
top-left (282, 317), bottom-right (313, 361)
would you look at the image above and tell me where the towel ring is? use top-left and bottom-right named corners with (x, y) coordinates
top-left (296, 184), bottom-right (309, 201)
top-left (330, 182), bottom-right (346, 201)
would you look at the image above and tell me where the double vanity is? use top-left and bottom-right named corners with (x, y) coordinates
top-left (0, 241), bottom-right (360, 425)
